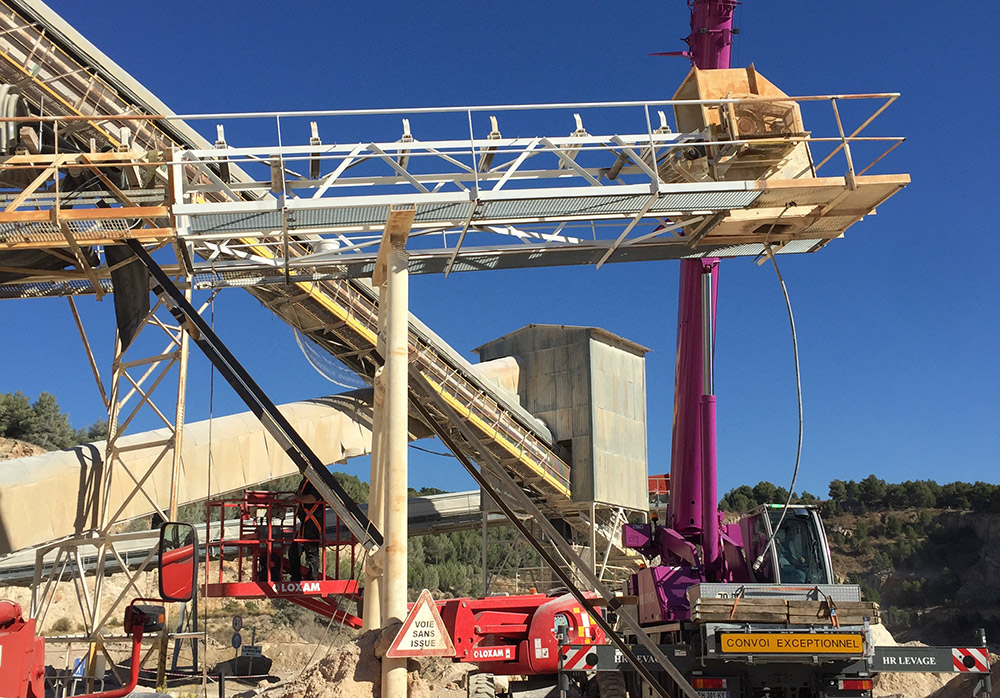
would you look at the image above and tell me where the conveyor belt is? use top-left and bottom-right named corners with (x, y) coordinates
top-left (251, 271), bottom-right (575, 503)
top-left (0, 0), bottom-right (598, 542)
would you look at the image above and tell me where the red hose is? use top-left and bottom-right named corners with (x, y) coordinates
top-left (81, 626), bottom-right (144, 698)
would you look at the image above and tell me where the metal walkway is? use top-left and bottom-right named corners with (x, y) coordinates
top-left (0, 0), bottom-right (906, 554)
top-left (0, 0), bottom-right (595, 547)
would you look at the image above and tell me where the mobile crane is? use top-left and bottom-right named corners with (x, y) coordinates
top-left (614, 4), bottom-right (881, 693)
top-left (435, 3), bottom-right (989, 698)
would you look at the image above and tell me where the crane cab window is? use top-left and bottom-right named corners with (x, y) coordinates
top-left (768, 509), bottom-right (829, 585)
top-left (747, 513), bottom-right (775, 582)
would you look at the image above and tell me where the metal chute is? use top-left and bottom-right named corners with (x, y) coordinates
top-left (294, 328), bottom-right (370, 391)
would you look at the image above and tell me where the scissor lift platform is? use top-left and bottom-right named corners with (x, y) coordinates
top-left (204, 490), bottom-right (363, 627)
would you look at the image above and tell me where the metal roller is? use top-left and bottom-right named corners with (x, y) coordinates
top-left (0, 83), bottom-right (27, 154)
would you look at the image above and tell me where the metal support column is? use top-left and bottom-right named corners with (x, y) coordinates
top-left (362, 315), bottom-right (388, 630)
top-left (159, 269), bottom-right (192, 689)
top-left (590, 501), bottom-right (597, 576)
top-left (481, 501), bottom-right (489, 596)
top-left (361, 356), bottom-right (386, 630)
top-left (375, 205), bottom-right (415, 698)
top-left (977, 629), bottom-right (992, 698)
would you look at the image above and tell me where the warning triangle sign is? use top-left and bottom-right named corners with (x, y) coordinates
top-left (386, 589), bottom-right (456, 658)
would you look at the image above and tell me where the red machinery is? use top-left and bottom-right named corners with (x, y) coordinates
top-left (438, 593), bottom-right (604, 676)
top-left (203, 490), bottom-right (363, 627)
top-left (0, 599), bottom-right (165, 698)
top-left (0, 600), bottom-right (46, 698)
top-left (0, 523), bottom-right (189, 698)
top-left (647, 474), bottom-right (670, 498)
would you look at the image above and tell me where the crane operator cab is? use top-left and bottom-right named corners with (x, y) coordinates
top-left (740, 505), bottom-right (834, 584)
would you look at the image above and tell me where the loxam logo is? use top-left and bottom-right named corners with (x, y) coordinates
top-left (472, 646), bottom-right (513, 661)
top-left (269, 581), bottom-right (322, 593)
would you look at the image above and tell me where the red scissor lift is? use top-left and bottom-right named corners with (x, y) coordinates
top-left (204, 490), bottom-right (363, 627)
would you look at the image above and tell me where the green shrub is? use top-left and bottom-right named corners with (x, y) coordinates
top-left (858, 580), bottom-right (882, 604)
top-left (51, 617), bottom-right (73, 632)
top-left (884, 515), bottom-right (902, 538)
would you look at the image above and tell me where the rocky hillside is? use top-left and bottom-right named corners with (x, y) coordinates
top-left (826, 508), bottom-right (1000, 646)
top-left (0, 436), bottom-right (45, 460)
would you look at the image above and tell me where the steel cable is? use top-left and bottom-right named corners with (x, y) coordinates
top-left (752, 207), bottom-right (805, 572)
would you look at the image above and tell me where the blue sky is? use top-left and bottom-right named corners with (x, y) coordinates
top-left (1, 1), bottom-right (997, 499)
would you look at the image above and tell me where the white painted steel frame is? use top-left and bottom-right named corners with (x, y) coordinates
top-left (156, 93), bottom-right (900, 284)
top-left (0, 92), bottom-right (903, 298)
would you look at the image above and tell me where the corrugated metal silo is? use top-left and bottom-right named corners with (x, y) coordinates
top-left (475, 324), bottom-right (648, 512)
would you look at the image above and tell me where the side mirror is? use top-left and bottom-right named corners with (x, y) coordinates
top-left (158, 522), bottom-right (198, 602)
top-left (125, 603), bottom-right (165, 633)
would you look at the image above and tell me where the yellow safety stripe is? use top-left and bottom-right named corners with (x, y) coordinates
top-left (238, 240), bottom-right (378, 346)
top-left (240, 242), bottom-right (570, 500)
top-left (421, 375), bottom-right (572, 499)
top-left (0, 53), bottom-right (120, 146)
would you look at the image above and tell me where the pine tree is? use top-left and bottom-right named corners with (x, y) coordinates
top-left (22, 392), bottom-right (77, 450)
top-left (0, 391), bottom-right (103, 450)
top-left (0, 391), bottom-right (33, 439)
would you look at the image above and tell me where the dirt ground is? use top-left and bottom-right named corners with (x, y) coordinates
top-left (931, 658), bottom-right (999, 698)
top-left (266, 629), bottom-right (468, 698)
top-left (1, 568), bottom-right (994, 698)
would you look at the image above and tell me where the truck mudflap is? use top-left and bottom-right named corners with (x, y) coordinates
top-left (563, 644), bottom-right (697, 673)
top-left (861, 645), bottom-right (991, 674)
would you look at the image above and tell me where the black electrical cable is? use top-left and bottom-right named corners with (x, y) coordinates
top-left (752, 208), bottom-right (805, 571)
top-left (201, 291), bottom-right (217, 696)
top-left (409, 444), bottom-right (454, 458)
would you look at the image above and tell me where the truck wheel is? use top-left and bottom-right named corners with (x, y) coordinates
top-left (468, 672), bottom-right (496, 698)
top-left (595, 672), bottom-right (628, 698)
